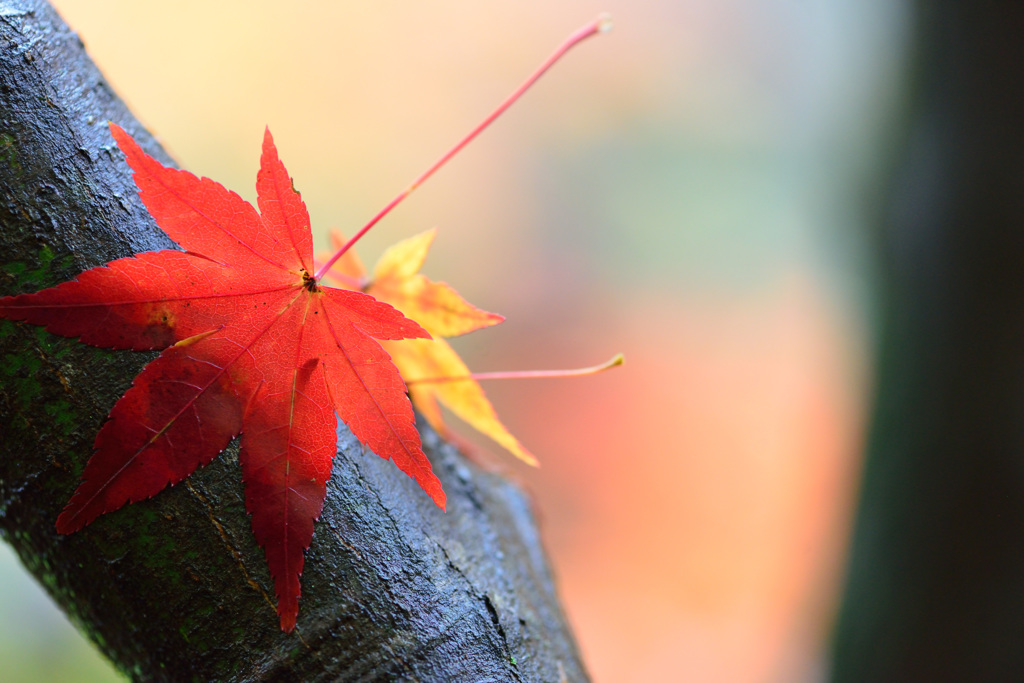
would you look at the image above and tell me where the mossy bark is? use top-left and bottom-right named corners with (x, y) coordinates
top-left (0, 2), bottom-right (587, 680)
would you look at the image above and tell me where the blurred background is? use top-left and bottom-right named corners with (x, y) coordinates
top-left (1, 1), bottom-right (912, 681)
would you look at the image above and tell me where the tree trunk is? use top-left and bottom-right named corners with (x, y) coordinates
top-left (0, 1), bottom-right (587, 680)
top-left (831, 2), bottom-right (1024, 680)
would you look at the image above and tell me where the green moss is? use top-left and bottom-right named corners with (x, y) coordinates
top-left (3, 244), bottom-right (77, 292)
top-left (0, 338), bottom-right (80, 436)
top-left (1, 342), bottom-right (43, 410)
top-left (133, 516), bottom-right (186, 575)
top-left (88, 506), bottom-right (165, 564)
top-left (43, 399), bottom-right (77, 437)
top-left (3, 261), bottom-right (26, 277)
top-left (0, 132), bottom-right (16, 171)
top-left (31, 325), bottom-right (76, 360)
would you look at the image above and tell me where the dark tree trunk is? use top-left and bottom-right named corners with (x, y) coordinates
top-left (0, 1), bottom-right (587, 680)
top-left (831, 2), bottom-right (1024, 681)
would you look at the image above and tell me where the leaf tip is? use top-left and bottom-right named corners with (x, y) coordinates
top-left (54, 508), bottom-right (85, 535)
top-left (275, 584), bottom-right (300, 632)
top-left (279, 611), bottom-right (297, 633)
top-left (519, 452), bottom-right (540, 468)
top-left (108, 121), bottom-right (129, 146)
top-left (261, 127), bottom-right (277, 156)
top-left (108, 122), bottom-right (146, 169)
top-left (426, 479), bottom-right (447, 511)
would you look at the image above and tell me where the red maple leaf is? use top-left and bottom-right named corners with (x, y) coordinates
top-left (0, 124), bottom-right (444, 632)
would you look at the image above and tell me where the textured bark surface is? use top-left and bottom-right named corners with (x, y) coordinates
top-left (831, 2), bottom-right (1024, 681)
top-left (0, 2), bottom-right (587, 680)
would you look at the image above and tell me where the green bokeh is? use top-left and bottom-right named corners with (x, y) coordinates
top-left (0, 544), bottom-right (122, 682)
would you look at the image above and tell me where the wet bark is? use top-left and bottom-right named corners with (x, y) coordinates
top-left (0, 1), bottom-right (587, 681)
top-left (831, 2), bottom-right (1024, 680)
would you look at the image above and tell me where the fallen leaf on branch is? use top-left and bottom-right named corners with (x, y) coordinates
top-left (0, 125), bottom-right (444, 631)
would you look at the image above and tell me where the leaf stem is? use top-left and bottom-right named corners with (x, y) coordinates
top-left (314, 13), bottom-right (613, 281)
top-left (405, 353), bottom-right (624, 385)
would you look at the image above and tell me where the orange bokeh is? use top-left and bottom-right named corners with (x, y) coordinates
top-left (491, 281), bottom-right (865, 681)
